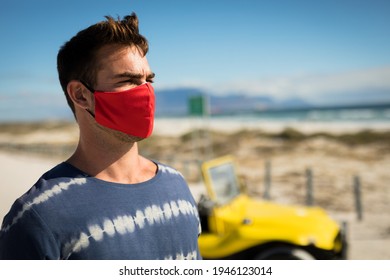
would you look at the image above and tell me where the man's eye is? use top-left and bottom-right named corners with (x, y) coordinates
top-left (120, 79), bottom-right (138, 85)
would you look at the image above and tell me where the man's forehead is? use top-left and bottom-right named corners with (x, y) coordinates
top-left (95, 44), bottom-right (151, 75)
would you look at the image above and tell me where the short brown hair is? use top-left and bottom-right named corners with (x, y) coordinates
top-left (57, 13), bottom-right (149, 114)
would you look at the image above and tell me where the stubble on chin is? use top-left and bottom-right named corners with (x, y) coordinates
top-left (114, 130), bottom-right (145, 143)
top-left (97, 123), bottom-right (145, 143)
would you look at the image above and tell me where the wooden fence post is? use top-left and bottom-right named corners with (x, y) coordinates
top-left (353, 175), bottom-right (363, 221)
top-left (263, 160), bottom-right (271, 200)
top-left (306, 168), bottom-right (314, 206)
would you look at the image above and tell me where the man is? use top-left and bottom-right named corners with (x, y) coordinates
top-left (0, 13), bottom-right (201, 260)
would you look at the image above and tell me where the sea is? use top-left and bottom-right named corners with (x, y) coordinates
top-left (215, 104), bottom-right (390, 123)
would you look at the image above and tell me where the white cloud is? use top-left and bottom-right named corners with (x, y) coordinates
top-left (289, 66), bottom-right (390, 96)
top-left (157, 66), bottom-right (390, 101)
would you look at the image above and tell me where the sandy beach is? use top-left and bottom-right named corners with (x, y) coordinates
top-left (1, 118), bottom-right (390, 259)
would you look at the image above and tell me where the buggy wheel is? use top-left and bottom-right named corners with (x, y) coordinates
top-left (255, 247), bottom-right (315, 260)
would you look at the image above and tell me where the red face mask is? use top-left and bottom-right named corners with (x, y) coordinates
top-left (83, 82), bottom-right (155, 139)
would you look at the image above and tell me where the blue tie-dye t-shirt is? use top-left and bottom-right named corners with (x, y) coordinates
top-left (0, 162), bottom-right (201, 260)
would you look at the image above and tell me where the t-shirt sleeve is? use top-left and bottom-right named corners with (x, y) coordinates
top-left (0, 200), bottom-right (60, 260)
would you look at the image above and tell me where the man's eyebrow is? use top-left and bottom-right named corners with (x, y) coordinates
top-left (112, 72), bottom-right (155, 80)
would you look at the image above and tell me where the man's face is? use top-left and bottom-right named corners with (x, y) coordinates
top-left (92, 44), bottom-right (155, 142)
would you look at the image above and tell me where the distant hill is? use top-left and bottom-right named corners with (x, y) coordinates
top-left (155, 87), bottom-right (311, 116)
top-left (155, 87), bottom-right (390, 117)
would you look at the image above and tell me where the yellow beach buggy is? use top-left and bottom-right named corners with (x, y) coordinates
top-left (197, 155), bottom-right (347, 259)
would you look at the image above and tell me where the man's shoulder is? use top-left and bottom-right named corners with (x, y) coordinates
top-left (17, 162), bottom-right (87, 204)
top-left (157, 162), bottom-right (184, 177)
top-left (40, 162), bottom-right (86, 181)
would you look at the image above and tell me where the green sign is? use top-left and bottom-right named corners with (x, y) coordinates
top-left (188, 95), bottom-right (207, 116)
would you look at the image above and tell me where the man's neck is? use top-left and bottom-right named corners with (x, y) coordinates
top-left (66, 134), bottom-right (156, 184)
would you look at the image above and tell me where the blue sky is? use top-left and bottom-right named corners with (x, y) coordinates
top-left (1, 0), bottom-right (390, 120)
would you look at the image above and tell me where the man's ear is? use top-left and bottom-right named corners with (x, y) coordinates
top-left (67, 80), bottom-right (92, 109)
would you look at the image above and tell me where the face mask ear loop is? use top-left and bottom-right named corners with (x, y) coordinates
top-left (80, 80), bottom-right (95, 94)
top-left (85, 108), bottom-right (96, 118)
top-left (79, 80), bottom-right (96, 118)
